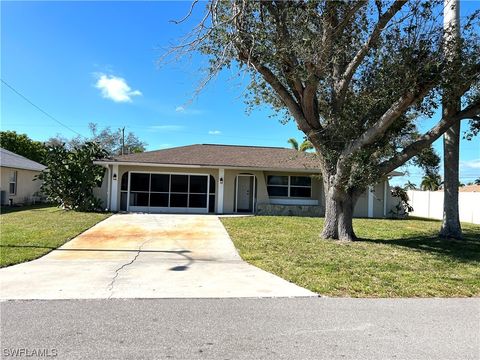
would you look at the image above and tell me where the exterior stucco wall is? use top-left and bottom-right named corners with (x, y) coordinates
top-left (93, 169), bottom-right (109, 209)
top-left (0, 166), bottom-right (43, 205)
top-left (354, 191), bottom-right (368, 217)
top-left (354, 181), bottom-right (390, 218)
top-left (98, 163), bottom-right (396, 218)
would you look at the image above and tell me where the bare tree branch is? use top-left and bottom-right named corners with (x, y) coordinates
top-left (334, 0), bottom-right (408, 107)
top-left (246, 57), bottom-right (308, 131)
top-left (170, 0), bottom-right (199, 24)
top-left (379, 101), bottom-right (480, 175)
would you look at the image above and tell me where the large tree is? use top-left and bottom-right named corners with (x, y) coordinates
top-left (0, 131), bottom-right (47, 163)
top-left (440, 0), bottom-right (462, 239)
top-left (168, 0), bottom-right (480, 240)
top-left (46, 123), bottom-right (147, 156)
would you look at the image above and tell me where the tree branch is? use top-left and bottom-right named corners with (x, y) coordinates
top-left (170, 0), bottom-right (199, 24)
top-left (263, 2), bottom-right (305, 104)
top-left (334, 0), bottom-right (407, 107)
top-left (379, 101), bottom-right (480, 175)
top-left (335, 0), bottom-right (368, 35)
top-left (343, 86), bottom-right (431, 157)
top-left (245, 55), bottom-right (311, 133)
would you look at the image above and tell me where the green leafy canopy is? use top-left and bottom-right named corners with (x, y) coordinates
top-left (167, 0), bottom-right (480, 195)
top-left (38, 142), bottom-right (108, 211)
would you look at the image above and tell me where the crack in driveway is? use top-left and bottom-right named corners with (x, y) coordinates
top-left (107, 237), bottom-right (153, 298)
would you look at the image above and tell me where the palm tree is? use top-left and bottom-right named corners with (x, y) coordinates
top-left (287, 138), bottom-right (314, 152)
top-left (404, 181), bottom-right (417, 190)
top-left (287, 138), bottom-right (299, 150)
top-left (420, 173), bottom-right (442, 191)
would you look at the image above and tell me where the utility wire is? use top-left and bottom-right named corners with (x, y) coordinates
top-left (1, 78), bottom-right (82, 136)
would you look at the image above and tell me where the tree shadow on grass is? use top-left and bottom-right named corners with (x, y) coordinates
top-left (359, 229), bottom-right (480, 263)
top-left (0, 204), bottom-right (52, 214)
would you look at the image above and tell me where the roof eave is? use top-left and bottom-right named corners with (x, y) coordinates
top-left (93, 160), bottom-right (322, 173)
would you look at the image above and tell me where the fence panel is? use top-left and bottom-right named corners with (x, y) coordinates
top-left (407, 190), bottom-right (480, 224)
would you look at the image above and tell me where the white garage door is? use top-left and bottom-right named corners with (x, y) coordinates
top-left (126, 172), bottom-right (210, 213)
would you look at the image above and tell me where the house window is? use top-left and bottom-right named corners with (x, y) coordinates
top-left (267, 175), bottom-right (311, 198)
top-left (9, 171), bottom-right (17, 195)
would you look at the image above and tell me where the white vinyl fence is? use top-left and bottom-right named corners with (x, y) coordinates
top-left (407, 190), bottom-right (480, 224)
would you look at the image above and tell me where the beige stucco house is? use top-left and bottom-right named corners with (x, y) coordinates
top-left (94, 144), bottom-right (401, 217)
top-left (0, 148), bottom-right (45, 206)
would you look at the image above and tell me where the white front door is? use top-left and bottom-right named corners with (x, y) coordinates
top-left (236, 175), bottom-right (254, 212)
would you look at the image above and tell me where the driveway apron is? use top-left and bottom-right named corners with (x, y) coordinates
top-left (0, 214), bottom-right (316, 300)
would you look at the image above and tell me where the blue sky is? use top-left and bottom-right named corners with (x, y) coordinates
top-left (1, 1), bottom-right (479, 186)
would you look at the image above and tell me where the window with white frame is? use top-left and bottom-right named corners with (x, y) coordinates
top-left (9, 171), bottom-right (17, 195)
top-left (266, 175), bottom-right (311, 198)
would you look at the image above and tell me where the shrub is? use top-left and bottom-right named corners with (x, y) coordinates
top-left (389, 186), bottom-right (414, 219)
top-left (37, 142), bottom-right (108, 211)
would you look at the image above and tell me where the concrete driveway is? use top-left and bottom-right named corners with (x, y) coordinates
top-left (0, 214), bottom-right (316, 300)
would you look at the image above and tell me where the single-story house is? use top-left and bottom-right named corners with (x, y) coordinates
top-left (0, 148), bottom-right (45, 206)
top-left (94, 144), bottom-right (401, 217)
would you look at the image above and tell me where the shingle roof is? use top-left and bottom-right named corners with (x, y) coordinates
top-left (459, 185), bottom-right (480, 192)
top-left (0, 148), bottom-right (46, 172)
top-left (97, 144), bottom-right (322, 171)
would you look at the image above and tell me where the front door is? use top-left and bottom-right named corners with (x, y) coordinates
top-left (236, 175), bottom-right (254, 212)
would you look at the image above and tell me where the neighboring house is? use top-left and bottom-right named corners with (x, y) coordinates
top-left (0, 148), bottom-right (45, 206)
top-left (459, 185), bottom-right (480, 192)
top-left (94, 144), bottom-right (401, 217)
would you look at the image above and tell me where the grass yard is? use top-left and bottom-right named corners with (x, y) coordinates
top-left (0, 205), bottom-right (110, 267)
top-left (221, 216), bottom-right (480, 297)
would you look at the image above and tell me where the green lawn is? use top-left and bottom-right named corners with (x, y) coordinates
top-left (221, 216), bottom-right (480, 297)
top-left (0, 205), bottom-right (110, 267)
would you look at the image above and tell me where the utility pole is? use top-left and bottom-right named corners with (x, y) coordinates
top-left (440, 0), bottom-right (462, 239)
top-left (120, 127), bottom-right (125, 156)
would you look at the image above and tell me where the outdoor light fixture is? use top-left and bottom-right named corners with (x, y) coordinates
top-left (113, 173), bottom-right (118, 181)
top-left (220, 177), bottom-right (224, 184)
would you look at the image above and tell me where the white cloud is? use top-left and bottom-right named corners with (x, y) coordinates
top-left (460, 159), bottom-right (480, 169)
top-left (174, 105), bottom-right (203, 115)
top-left (148, 125), bottom-right (185, 132)
top-left (95, 74), bottom-right (142, 103)
top-left (208, 130), bottom-right (222, 135)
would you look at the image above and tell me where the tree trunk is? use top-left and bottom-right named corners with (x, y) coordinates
top-left (440, 121), bottom-right (462, 238)
top-left (321, 187), bottom-right (357, 241)
top-left (440, 0), bottom-right (462, 239)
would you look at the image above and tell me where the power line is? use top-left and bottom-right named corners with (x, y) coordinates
top-left (1, 79), bottom-right (83, 136)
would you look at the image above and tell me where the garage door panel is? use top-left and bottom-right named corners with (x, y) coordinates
top-left (151, 174), bottom-right (169, 192)
top-left (170, 193), bottom-right (188, 207)
top-left (130, 173), bottom-right (150, 191)
top-left (130, 192), bottom-right (149, 206)
top-left (127, 172), bottom-right (210, 213)
top-left (189, 194), bottom-right (207, 208)
top-left (150, 193), bottom-right (169, 207)
top-left (190, 176), bottom-right (208, 193)
top-left (171, 175), bottom-right (188, 192)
